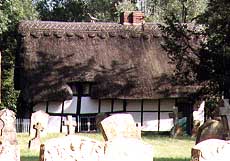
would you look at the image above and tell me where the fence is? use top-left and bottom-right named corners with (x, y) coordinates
top-left (79, 116), bottom-right (97, 132)
top-left (16, 116), bottom-right (97, 133)
top-left (16, 118), bottom-right (30, 133)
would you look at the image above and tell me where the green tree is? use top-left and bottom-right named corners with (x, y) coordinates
top-left (0, 0), bottom-right (38, 110)
top-left (35, 0), bottom-right (118, 22)
top-left (160, 0), bottom-right (230, 113)
top-left (144, 0), bottom-right (208, 23)
top-left (35, 0), bottom-right (88, 21)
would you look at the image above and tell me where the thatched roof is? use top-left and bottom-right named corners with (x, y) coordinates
top-left (16, 21), bottom-right (199, 103)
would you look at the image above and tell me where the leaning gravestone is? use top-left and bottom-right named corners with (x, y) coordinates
top-left (0, 109), bottom-right (20, 161)
top-left (30, 110), bottom-right (49, 137)
top-left (29, 122), bottom-right (44, 150)
top-left (99, 113), bottom-right (141, 141)
top-left (195, 119), bottom-right (226, 144)
top-left (191, 139), bottom-right (230, 161)
top-left (100, 113), bottom-right (153, 161)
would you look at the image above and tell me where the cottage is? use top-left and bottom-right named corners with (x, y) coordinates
top-left (15, 12), bottom-right (199, 134)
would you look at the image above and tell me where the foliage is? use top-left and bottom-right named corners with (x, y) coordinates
top-left (144, 0), bottom-right (208, 23)
top-left (114, 0), bottom-right (137, 21)
top-left (35, 0), bottom-right (88, 21)
top-left (160, 0), bottom-right (230, 113)
top-left (0, 0), bottom-right (38, 110)
top-left (35, 0), bottom-right (118, 22)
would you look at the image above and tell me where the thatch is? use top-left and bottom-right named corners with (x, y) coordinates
top-left (16, 21), bottom-right (199, 103)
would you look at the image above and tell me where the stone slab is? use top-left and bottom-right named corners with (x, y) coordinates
top-left (99, 114), bottom-right (141, 141)
top-left (29, 138), bottom-right (41, 150)
top-left (192, 139), bottom-right (230, 161)
top-left (104, 137), bottom-right (154, 161)
top-left (40, 135), bottom-right (104, 161)
top-left (30, 110), bottom-right (49, 137)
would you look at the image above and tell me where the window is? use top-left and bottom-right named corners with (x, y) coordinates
top-left (68, 82), bottom-right (92, 96)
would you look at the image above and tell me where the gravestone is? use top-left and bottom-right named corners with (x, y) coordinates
top-left (63, 115), bottom-right (77, 135)
top-left (40, 113), bottom-right (154, 161)
top-left (99, 113), bottom-right (141, 141)
top-left (192, 139), bottom-right (230, 161)
top-left (30, 110), bottom-right (49, 137)
top-left (29, 122), bottom-right (44, 150)
top-left (195, 119), bottom-right (226, 144)
top-left (40, 135), bottom-right (105, 161)
top-left (100, 113), bottom-right (153, 161)
top-left (0, 109), bottom-right (20, 161)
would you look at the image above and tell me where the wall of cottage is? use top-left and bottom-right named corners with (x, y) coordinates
top-left (33, 96), bottom-right (181, 133)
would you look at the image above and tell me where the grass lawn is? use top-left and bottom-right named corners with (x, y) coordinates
top-left (18, 132), bottom-right (195, 161)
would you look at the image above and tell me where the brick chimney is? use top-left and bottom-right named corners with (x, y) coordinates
top-left (120, 11), bottom-right (144, 25)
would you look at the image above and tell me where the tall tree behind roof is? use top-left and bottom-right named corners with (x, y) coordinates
top-left (160, 0), bottom-right (230, 112)
top-left (0, 0), bottom-right (38, 110)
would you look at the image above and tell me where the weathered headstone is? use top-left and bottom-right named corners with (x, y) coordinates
top-left (29, 122), bottom-right (44, 150)
top-left (30, 110), bottom-right (49, 137)
top-left (195, 119), bottom-right (227, 144)
top-left (40, 113), bottom-right (154, 161)
top-left (99, 113), bottom-right (141, 141)
top-left (99, 113), bottom-right (153, 161)
top-left (40, 135), bottom-right (105, 161)
top-left (63, 115), bottom-right (77, 135)
top-left (0, 109), bottom-right (20, 161)
top-left (192, 139), bottom-right (230, 161)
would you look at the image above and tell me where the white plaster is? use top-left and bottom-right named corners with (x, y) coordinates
top-left (80, 97), bottom-right (98, 114)
top-left (143, 100), bottom-right (158, 111)
top-left (159, 112), bottom-right (173, 131)
top-left (113, 99), bottom-right (123, 111)
top-left (127, 112), bottom-right (141, 123)
top-left (100, 100), bottom-right (112, 112)
top-left (63, 97), bottom-right (77, 114)
top-left (48, 102), bottom-right (63, 113)
top-left (47, 116), bottom-right (61, 133)
top-left (142, 112), bottom-right (158, 131)
top-left (160, 99), bottom-right (175, 111)
top-left (126, 100), bottom-right (141, 111)
top-left (33, 102), bottom-right (46, 112)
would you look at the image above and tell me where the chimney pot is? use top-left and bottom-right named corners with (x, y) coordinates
top-left (120, 11), bottom-right (144, 25)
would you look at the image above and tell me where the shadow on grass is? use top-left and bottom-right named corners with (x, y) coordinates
top-left (155, 158), bottom-right (190, 161)
top-left (21, 156), bottom-right (38, 161)
top-left (142, 131), bottom-right (195, 141)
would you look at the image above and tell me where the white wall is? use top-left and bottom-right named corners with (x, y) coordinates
top-left (100, 100), bottom-right (112, 112)
top-left (127, 112), bottom-right (141, 123)
top-left (63, 97), bottom-right (77, 114)
top-left (142, 112), bottom-right (158, 131)
top-left (113, 99), bottom-right (123, 111)
top-left (80, 97), bottom-right (98, 114)
top-left (126, 100), bottom-right (141, 111)
top-left (143, 100), bottom-right (158, 111)
top-left (33, 102), bottom-right (46, 112)
top-left (32, 98), bottom-right (178, 133)
top-left (48, 102), bottom-right (63, 113)
top-left (47, 116), bottom-right (61, 133)
top-left (160, 99), bottom-right (175, 111)
top-left (159, 112), bottom-right (173, 131)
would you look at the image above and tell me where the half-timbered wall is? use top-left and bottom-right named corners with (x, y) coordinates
top-left (32, 96), bottom-right (178, 133)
